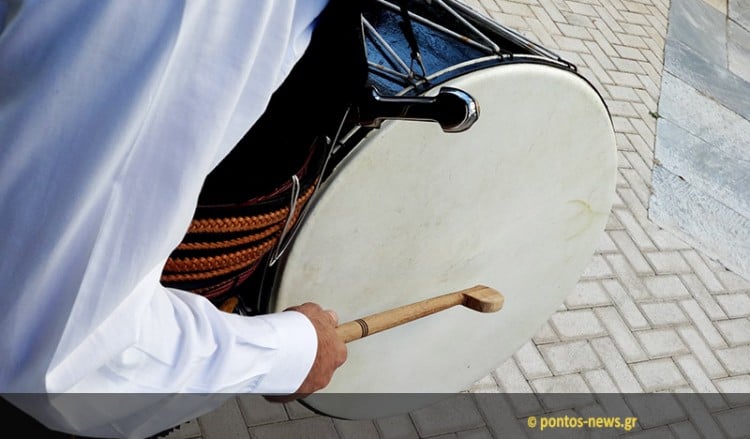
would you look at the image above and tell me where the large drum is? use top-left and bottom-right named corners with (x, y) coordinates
top-left (252, 0), bottom-right (617, 419)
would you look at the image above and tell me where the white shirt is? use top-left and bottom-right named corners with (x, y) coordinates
top-left (0, 0), bottom-right (329, 437)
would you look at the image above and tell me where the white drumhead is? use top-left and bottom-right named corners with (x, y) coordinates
top-left (272, 63), bottom-right (616, 417)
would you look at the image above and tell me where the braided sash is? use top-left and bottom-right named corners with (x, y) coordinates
top-left (160, 145), bottom-right (323, 303)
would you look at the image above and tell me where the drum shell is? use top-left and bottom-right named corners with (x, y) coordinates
top-left (269, 61), bottom-right (616, 418)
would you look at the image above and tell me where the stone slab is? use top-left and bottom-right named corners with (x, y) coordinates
top-left (631, 359), bottom-right (688, 392)
top-left (713, 406), bottom-right (750, 439)
top-left (410, 395), bottom-right (485, 438)
top-left (701, 0), bottom-right (728, 14)
top-left (655, 117), bottom-right (750, 218)
top-left (250, 417), bottom-right (338, 439)
top-left (237, 396), bottom-right (287, 427)
top-left (625, 394), bottom-right (686, 429)
top-left (333, 419), bottom-right (381, 439)
top-left (728, 19), bottom-right (750, 82)
top-left (664, 38), bottom-right (750, 120)
top-left (374, 414), bottom-right (419, 439)
top-left (668, 0), bottom-right (727, 66)
top-left (650, 166), bottom-right (750, 280)
top-left (658, 73), bottom-right (750, 162)
top-left (730, 0), bottom-right (750, 31)
top-left (474, 395), bottom-right (527, 439)
top-left (674, 394), bottom-right (726, 439)
top-left (198, 398), bottom-right (251, 439)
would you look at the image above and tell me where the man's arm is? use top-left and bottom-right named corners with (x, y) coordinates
top-left (0, 0), bottom-right (338, 436)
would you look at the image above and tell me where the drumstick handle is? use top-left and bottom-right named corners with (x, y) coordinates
top-left (335, 285), bottom-right (495, 343)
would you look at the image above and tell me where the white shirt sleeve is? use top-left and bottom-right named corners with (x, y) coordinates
top-left (0, 0), bottom-right (329, 436)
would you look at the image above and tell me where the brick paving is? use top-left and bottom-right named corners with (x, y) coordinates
top-left (165, 0), bottom-right (750, 437)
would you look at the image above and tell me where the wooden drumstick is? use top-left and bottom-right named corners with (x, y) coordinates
top-left (336, 285), bottom-right (504, 343)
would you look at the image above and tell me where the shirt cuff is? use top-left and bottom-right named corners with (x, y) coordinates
top-left (251, 310), bottom-right (318, 395)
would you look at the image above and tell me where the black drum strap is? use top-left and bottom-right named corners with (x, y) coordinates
top-left (398, 0), bottom-right (427, 79)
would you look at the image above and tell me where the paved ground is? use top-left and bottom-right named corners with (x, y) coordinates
top-left (165, 0), bottom-right (750, 437)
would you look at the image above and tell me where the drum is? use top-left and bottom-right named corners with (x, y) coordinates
top-left (264, 0), bottom-right (617, 418)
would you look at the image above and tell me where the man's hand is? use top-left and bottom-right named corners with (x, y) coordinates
top-left (266, 302), bottom-right (347, 402)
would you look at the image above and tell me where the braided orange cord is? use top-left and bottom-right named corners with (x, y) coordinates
top-left (161, 249), bottom-right (269, 283)
top-left (187, 211), bottom-right (288, 234)
top-left (163, 238), bottom-right (277, 273)
top-left (176, 223), bottom-right (283, 251)
top-left (188, 265), bottom-right (259, 298)
top-left (187, 185), bottom-right (316, 234)
top-left (162, 181), bottom-right (317, 287)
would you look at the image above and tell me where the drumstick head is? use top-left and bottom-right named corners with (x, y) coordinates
top-left (460, 285), bottom-right (504, 313)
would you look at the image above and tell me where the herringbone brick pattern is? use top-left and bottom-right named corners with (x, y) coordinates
top-left (465, 0), bottom-right (750, 394)
top-left (166, 0), bottom-right (750, 437)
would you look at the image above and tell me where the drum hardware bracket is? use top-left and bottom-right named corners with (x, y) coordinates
top-left (357, 85), bottom-right (479, 133)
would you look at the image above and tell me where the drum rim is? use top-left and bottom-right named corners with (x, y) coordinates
top-left (373, 54), bottom-right (575, 98)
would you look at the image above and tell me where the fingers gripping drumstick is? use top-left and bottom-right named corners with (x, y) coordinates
top-left (336, 285), bottom-right (504, 343)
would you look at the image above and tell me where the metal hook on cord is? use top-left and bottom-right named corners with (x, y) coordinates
top-left (267, 107), bottom-right (352, 266)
